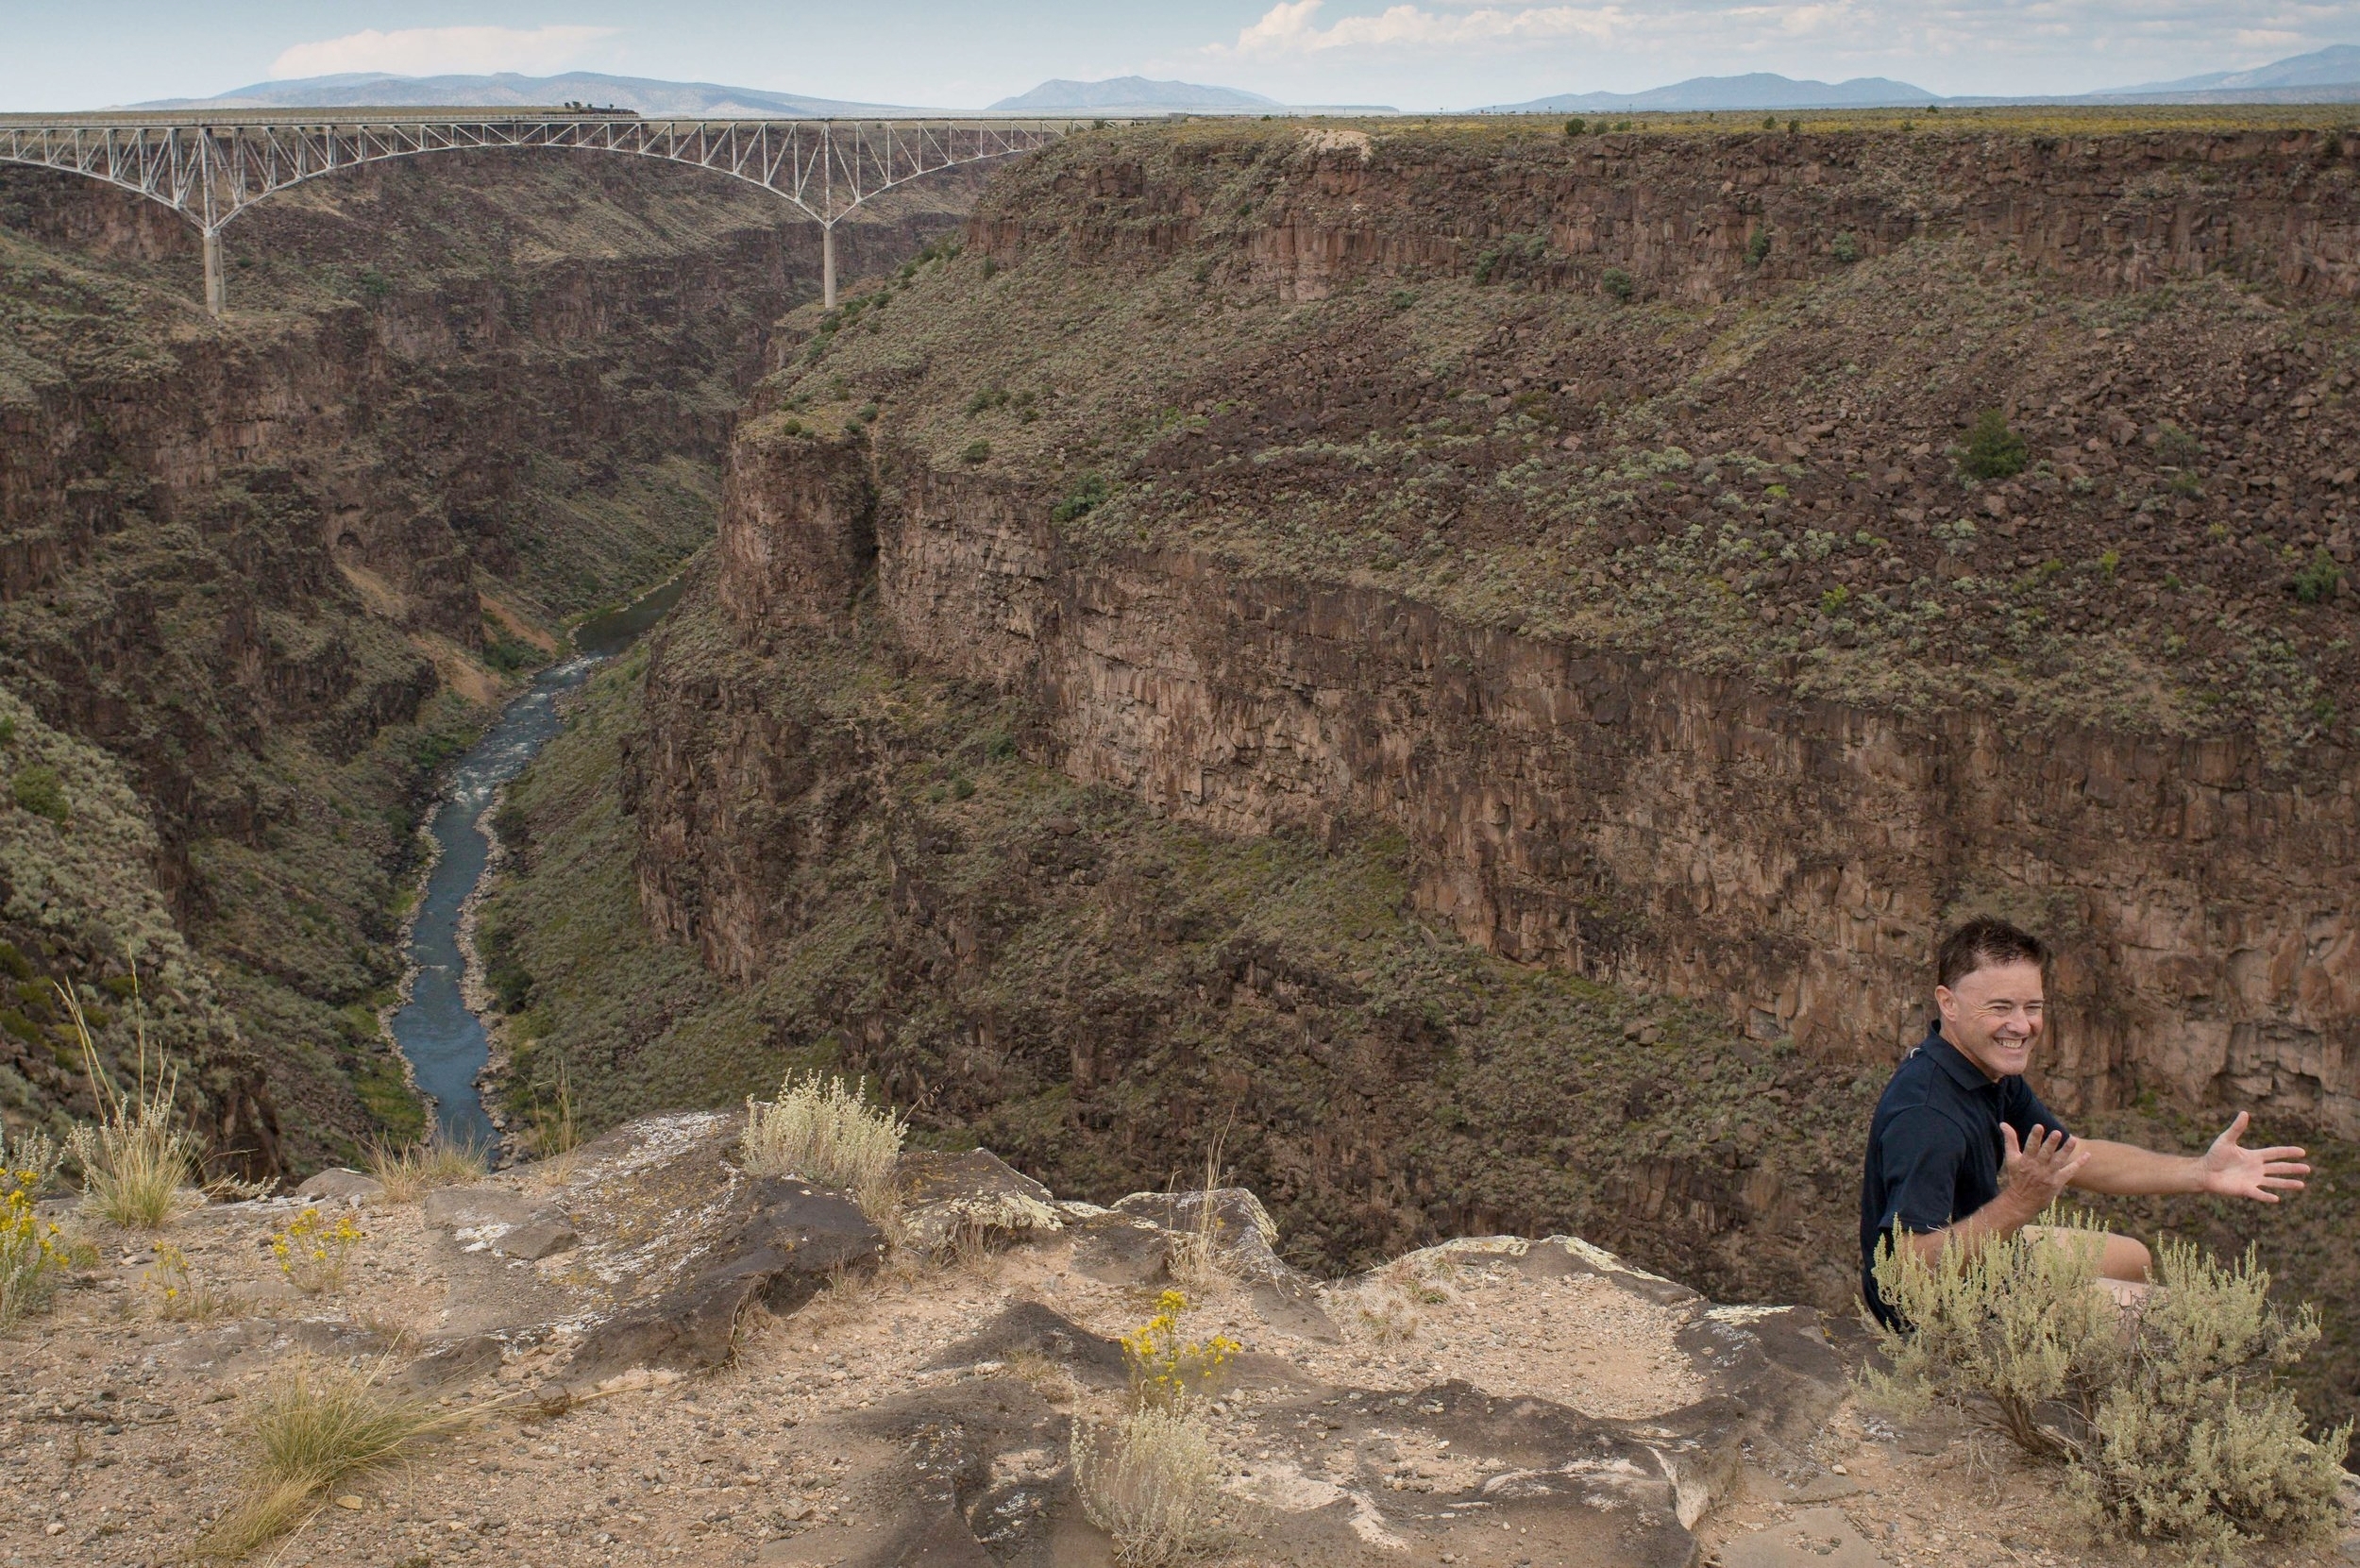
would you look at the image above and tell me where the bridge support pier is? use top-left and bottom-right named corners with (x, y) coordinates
top-left (202, 228), bottom-right (225, 317)
top-left (821, 223), bottom-right (836, 311)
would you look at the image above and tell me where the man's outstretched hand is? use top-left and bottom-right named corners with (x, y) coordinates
top-left (2200, 1111), bottom-right (2310, 1203)
top-left (2001, 1123), bottom-right (2090, 1213)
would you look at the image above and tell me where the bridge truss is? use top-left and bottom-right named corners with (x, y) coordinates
top-left (0, 111), bottom-right (1084, 313)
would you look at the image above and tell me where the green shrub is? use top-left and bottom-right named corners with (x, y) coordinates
top-left (1960, 409), bottom-right (2029, 480)
top-left (1831, 231), bottom-right (1861, 264)
top-left (10, 766), bottom-right (67, 821)
top-left (1563, 117), bottom-right (1585, 137)
top-left (1745, 227), bottom-right (1772, 267)
top-left (1600, 268), bottom-right (1634, 303)
top-left (1762, 115), bottom-right (1778, 131)
top-left (1865, 1216), bottom-right (2350, 1558)
top-left (960, 440), bottom-right (991, 464)
top-left (1053, 472), bottom-right (1111, 525)
top-left (2153, 420), bottom-right (2201, 466)
top-left (2293, 548), bottom-right (2343, 604)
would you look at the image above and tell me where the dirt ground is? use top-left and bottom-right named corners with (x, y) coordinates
top-left (1, 1190), bottom-right (2352, 1568)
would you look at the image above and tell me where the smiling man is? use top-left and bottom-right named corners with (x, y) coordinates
top-left (1860, 916), bottom-right (2311, 1326)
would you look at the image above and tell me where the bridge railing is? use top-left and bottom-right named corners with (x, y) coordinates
top-left (0, 110), bottom-right (1100, 313)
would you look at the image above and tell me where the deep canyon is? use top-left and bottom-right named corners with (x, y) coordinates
top-left (5, 113), bottom-right (2358, 1442)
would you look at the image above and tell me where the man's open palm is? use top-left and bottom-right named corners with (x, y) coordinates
top-left (2201, 1111), bottom-right (2309, 1203)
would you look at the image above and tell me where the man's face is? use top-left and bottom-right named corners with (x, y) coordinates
top-left (1934, 958), bottom-right (2046, 1081)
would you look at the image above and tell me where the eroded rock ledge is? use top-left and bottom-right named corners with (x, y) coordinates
top-left (414, 1112), bottom-right (1847, 1565)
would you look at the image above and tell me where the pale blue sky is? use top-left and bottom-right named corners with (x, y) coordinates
top-left (1, 1), bottom-right (2355, 112)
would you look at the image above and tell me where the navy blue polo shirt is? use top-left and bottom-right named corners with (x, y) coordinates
top-left (1858, 1023), bottom-right (2069, 1327)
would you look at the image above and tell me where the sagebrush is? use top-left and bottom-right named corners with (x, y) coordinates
top-left (1865, 1213), bottom-right (2349, 1557)
top-left (741, 1072), bottom-right (906, 1215)
top-left (1071, 1406), bottom-right (1223, 1565)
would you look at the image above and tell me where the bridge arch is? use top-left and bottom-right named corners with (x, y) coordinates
top-left (0, 111), bottom-right (1085, 313)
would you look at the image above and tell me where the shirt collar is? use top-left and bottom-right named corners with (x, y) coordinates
top-left (1924, 1024), bottom-right (2001, 1093)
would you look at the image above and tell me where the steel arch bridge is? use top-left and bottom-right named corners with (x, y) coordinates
top-left (0, 110), bottom-right (1087, 314)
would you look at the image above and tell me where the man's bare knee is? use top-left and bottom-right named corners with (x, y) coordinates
top-left (2101, 1234), bottom-right (2152, 1283)
top-left (2024, 1224), bottom-right (2151, 1282)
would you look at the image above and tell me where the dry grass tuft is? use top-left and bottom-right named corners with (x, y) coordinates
top-left (1004, 1348), bottom-right (1079, 1406)
top-left (787, 1257), bottom-right (906, 1340)
top-left (201, 1357), bottom-right (475, 1559)
top-left (59, 983), bottom-right (199, 1230)
top-left (1163, 1133), bottom-right (1234, 1293)
top-left (1072, 1406), bottom-right (1224, 1564)
top-left (1335, 1255), bottom-right (1454, 1346)
top-left (740, 1071), bottom-right (906, 1216)
top-left (366, 1139), bottom-right (487, 1205)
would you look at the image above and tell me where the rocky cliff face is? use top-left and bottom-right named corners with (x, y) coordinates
top-left (0, 152), bottom-right (968, 1169)
top-left (976, 121), bottom-right (2360, 305)
top-left (818, 461), bottom-right (2356, 1136)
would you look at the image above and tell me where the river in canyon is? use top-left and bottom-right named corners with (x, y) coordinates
top-left (386, 577), bottom-right (681, 1150)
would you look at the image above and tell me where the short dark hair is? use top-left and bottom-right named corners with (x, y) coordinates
top-left (1936, 916), bottom-right (2048, 990)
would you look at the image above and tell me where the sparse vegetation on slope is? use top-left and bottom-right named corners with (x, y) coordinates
top-left (783, 119), bottom-right (2357, 758)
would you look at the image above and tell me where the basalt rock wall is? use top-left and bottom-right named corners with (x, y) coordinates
top-left (971, 124), bottom-right (2360, 305)
top-left (674, 428), bottom-right (2359, 1135)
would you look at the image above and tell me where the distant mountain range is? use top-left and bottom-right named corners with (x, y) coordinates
top-left (988, 76), bottom-right (1277, 112)
top-left (130, 70), bottom-right (1382, 120)
top-left (1490, 74), bottom-right (1936, 113)
top-left (2114, 42), bottom-right (2360, 93)
top-left (133, 70), bottom-right (926, 118)
top-left (1484, 44), bottom-right (2360, 114)
top-left (117, 44), bottom-right (2360, 123)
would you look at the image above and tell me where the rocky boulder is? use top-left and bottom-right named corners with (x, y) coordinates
top-left (891, 1147), bottom-right (1065, 1256)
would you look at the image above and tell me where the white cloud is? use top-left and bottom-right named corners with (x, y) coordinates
top-left (268, 25), bottom-right (619, 81)
top-left (1228, 0), bottom-right (1627, 55)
